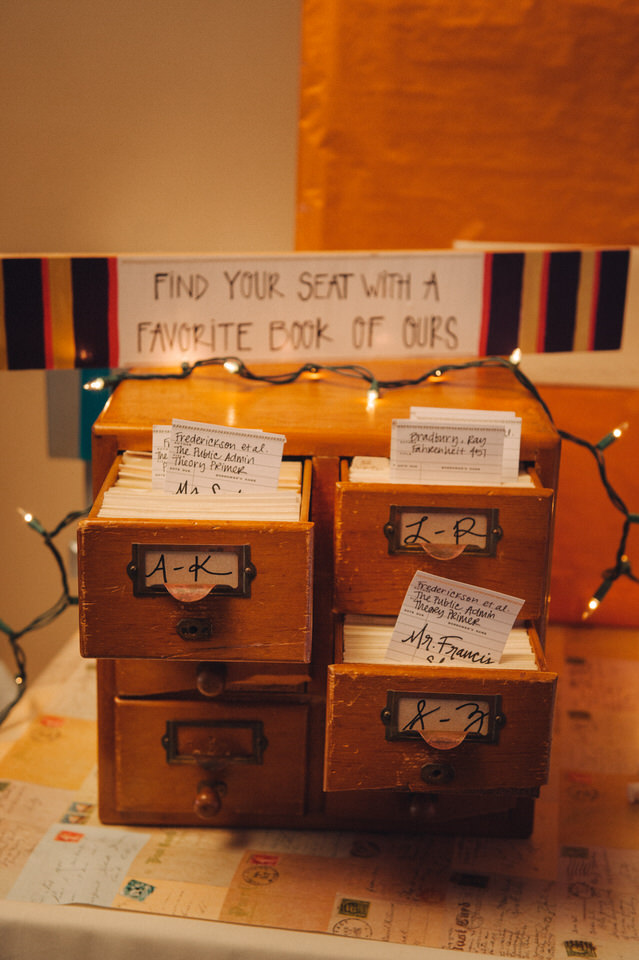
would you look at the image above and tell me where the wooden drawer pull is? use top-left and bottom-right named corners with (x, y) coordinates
top-left (194, 781), bottom-right (228, 819)
top-left (195, 664), bottom-right (226, 698)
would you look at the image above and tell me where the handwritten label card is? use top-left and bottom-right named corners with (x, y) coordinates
top-left (410, 407), bottom-right (522, 481)
top-left (390, 408), bottom-right (521, 484)
top-left (152, 424), bottom-right (171, 488)
top-left (385, 571), bottom-right (524, 666)
top-left (391, 421), bottom-right (509, 484)
top-left (163, 419), bottom-right (286, 495)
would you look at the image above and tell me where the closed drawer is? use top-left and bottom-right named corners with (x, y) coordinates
top-left (334, 473), bottom-right (553, 619)
top-left (111, 698), bottom-right (308, 822)
top-left (325, 630), bottom-right (556, 794)
top-left (78, 458), bottom-right (313, 661)
top-left (112, 659), bottom-right (310, 697)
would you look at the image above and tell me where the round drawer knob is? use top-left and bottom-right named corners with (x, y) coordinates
top-left (195, 664), bottom-right (226, 698)
top-left (421, 762), bottom-right (455, 786)
top-left (193, 780), bottom-right (227, 819)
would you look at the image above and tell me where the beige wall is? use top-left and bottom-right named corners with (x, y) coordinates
top-left (0, 0), bottom-right (302, 681)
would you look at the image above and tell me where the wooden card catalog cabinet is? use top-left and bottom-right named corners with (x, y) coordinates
top-left (79, 360), bottom-right (559, 836)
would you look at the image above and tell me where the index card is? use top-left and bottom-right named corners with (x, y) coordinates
top-left (385, 571), bottom-right (524, 666)
top-left (390, 420), bottom-right (511, 484)
top-left (409, 407), bottom-right (522, 482)
top-left (163, 419), bottom-right (286, 495)
top-left (152, 424), bottom-right (171, 488)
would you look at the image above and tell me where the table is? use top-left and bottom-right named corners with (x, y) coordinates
top-left (1, 625), bottom-right (638, 959)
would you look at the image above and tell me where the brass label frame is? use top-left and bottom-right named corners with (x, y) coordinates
top-left (384, 505), bottom-right (501, 556)
top-left (127, 543), bottom-right (256, 597)
top-left (381, 690), bottom-right (505, 744)
top-left (162, 719), bottom-right (267, 768)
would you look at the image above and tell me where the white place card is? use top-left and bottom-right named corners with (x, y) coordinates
top-left (390, 420), bottom-right (511, 484)
top-left (163, 419), bottom-right (286, 495)
top-left (152, 424), bottom-right (171, 488)
top-left (410, 407), bottom-right (522, 482)
top-left (384, 571), bottom-right (524, 667)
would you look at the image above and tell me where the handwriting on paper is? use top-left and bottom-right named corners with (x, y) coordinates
top-left (385, 571), bottom-right (523, 666)
top-left (117, 252), bottom-right (486, 365)
top-left (390, 421), bottom-right (511, 484)
top-left (6, 822), bottom-right (149, 906)
top-left (163, 420), bottom-right (285, 495)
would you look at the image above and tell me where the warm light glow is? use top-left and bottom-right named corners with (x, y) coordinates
top-left (597, 421), bottom-right (629, 450)
top-left (223, 360), bottom-right (241, 374)
top-left (18, 508), bottom-right (33, 524)
top-left (509, 347), bottom-right (522, 365)
top-left (582, 597), bottom-right (600, 620)
top-left (366, 387), bottom-right (379, 410)
top-left (84, 377), bottom-right (106, 391)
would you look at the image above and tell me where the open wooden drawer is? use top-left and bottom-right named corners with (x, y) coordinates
top-left (334, 464), bottom-right (554, 621)
top-left (78, 457), bottom-right (313, 662)
top-left (325, 622), bottom-right (556, 795)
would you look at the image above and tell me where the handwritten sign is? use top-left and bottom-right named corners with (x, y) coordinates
top-left (385, 571), bottom-right (524, 667)
top-left (163, 419), bottom-right (285, 495)
top-left (117, 252), bottom-right (485, 366)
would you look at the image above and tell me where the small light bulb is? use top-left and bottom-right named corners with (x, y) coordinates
top-left (17, 507), bottom-right (45, 534)
top-left (84, 376), bottom-right (106, 391)
top-left (224, 359), bottom-right (241, 374)
top-left (366, 387), bottom-right (379, 410)
top-left (597, 422), bottom-right (629, 450)
top-left (582, 597), bottom-right (600, 620)
top-left (509, 348), bottom-right (522, 365)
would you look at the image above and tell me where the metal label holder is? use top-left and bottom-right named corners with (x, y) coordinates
top-left (384, 505), bottom-right (502, 557)
top-left (127, 543), bottom-right (256, 598)
top-left (381, 690), bottom-right (505, 744)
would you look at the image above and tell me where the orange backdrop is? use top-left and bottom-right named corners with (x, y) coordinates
top-left (296, 0), bottom-right (639, 251)
top-left (295, 0), bottom-right (639, 625)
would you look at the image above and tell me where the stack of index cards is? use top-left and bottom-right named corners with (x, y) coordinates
top-left (348, 457), bottom-right (534, 487)
top-left (341, 615), bottom-right (538, 669)
top-left (98, 451), bottom-right (303, 522)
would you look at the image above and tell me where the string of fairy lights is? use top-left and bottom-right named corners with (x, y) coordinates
top-left (0, 507), bottom-right (89, 725)
top-left (2, 352), bottom-right (636, 723)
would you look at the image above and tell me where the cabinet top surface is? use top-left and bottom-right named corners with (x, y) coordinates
top-left (93, 359), bottom-right (559, 459)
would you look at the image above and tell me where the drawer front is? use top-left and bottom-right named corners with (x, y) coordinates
top-left (325, 662), bottom-right (556, 793)
top-left (334, 483), bottom-right (553, 618)
top-left (112, 698), bottom-right (308, 822)
top-left (78, 520), bottom-right (313, 660)
top-left (113, 660), bottom-right (310, 697)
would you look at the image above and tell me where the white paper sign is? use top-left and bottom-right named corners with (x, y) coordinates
top-left (163, 419), bottom-right (285, 494)
top-left (385, 571), bottom-right (524, 666)
top-left (116, 252), bottom-right (485, 366)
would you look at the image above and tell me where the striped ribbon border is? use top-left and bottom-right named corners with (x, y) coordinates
top-left (0, 251), bottom-right (630, 369)
top-left (0, 257), bottom-right (118, 370)
top-left (480, 249), bottom-right (630, 357)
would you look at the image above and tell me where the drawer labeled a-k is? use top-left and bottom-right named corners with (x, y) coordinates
top-left (78, 457), bottom-right (313, 661)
